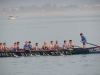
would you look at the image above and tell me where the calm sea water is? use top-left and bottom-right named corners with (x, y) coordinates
top-left (0, 14), bottom-right (100, 75)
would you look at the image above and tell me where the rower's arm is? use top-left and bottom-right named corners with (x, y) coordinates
top-left (49, 45), bottom-right (51, 50)
top-left (42, 45), bottom-right (45, 49)
top-left (54, 44), bottom-right (56, 50)
top-left (33, 47), bottom-right (37, 51)
top-left (10, 46), bottom-right (13, 50)
top-left (68, 44), bottom-right (70, 49)
top-left (2, 46), bottom-right (4, 50)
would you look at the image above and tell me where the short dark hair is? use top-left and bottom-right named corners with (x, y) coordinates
top-left (17, 42), bottom-right (20, 44)
top-left (14, 42), bottom-right (17, 44)
top-left (51, 41), bottom-right (53, 43)
top-left (69, 40), bottom-right (72, 42)
top-left (29, 41), bottom-right (31, 43)
top-left (3, 43), bottom-right (6, 45)
top-left (64, 40), bottom-right (67, 43)
top-left (36, 43), bottom-right (38, 45)
top-left (56, 40), bottom-right (58, 42)
top-left (80, 33), bottom-right (83, 35)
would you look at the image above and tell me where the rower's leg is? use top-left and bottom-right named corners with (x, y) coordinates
top-left (83, 45), bottom-right (86, 49)
top-left (83, 42), bottom-right (86, 49)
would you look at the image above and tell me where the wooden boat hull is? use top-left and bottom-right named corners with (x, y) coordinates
top-left (0, 47), bottom-right (100, 57)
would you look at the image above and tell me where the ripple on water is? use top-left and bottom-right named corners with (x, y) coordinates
top-left (83, 64), bottom-right (90, 67)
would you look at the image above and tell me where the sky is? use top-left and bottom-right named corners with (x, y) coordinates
top-left (0, 0), bottom-right (100, 15)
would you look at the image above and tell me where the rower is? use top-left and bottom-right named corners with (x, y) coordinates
top-left (63, 40), bottom-right (68, 50)
top-left (42, 41), bottom-right (48, 50)
top-left (10, 42), bottom-right (17, 52)
top-left (54, 40), bottom-right (60, 50)
top-left (17, 42), bottom-right (20, 52)
top-left (80, 33), bottom-right (87, 49)
top-left (0, 43), bottom-right (3, 52)
top-left (23, 41), bottom-right (30, 52)
top-left (49, 41), bottom-right (54, 50)
top-left (33, 43), bottom-right (40, 51)
top-left (3, 43), bottom-right (8, 52)
top-left (68, 40), bottom-right (74, 49)
top-left (28, 41), bottom-right (33, 51)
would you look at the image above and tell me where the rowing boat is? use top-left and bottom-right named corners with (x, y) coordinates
top-left (0, 47), bottom-right (100, 57)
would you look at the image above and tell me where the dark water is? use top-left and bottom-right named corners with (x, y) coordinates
top-left (0, 14), bottom-right (100, 75)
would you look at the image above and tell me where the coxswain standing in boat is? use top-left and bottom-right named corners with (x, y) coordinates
top-left (42, 41), bottom-right (48, 50)
top-left (0, 43), bottom-right (3, 52)
top-left (23, 41), bottom-right (30, 52)
top-left (80, 33), bottom-right (87, 49)
top-left (10, 42), bottom-right (17, 52)
top-left (49, 41), bottom-right (54, 50)
top-left (28, 41), bottom-right (33, 51)
top-left (68, 40), bottom-right (74, 49)
top-left (3, 43), bottom-right (8, 52)
top-left (54, 40), bottom-right (60, 51)
top-left (33, 43), bottom-right (40, 51)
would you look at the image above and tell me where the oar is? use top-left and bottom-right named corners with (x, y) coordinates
top-left (86, 43), bottom-right (99, 47)
top-left (74, 45), bottom-right (82, 48)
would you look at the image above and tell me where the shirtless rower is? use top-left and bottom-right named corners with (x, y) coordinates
top-left (54, 40), bottom-right (60, 50)
top-left (42, 41), bottom-right (48, 50)
top-left (68, 40), bottom-right (74, 49)
top-left (33, 43), bottom-right (40, 51)
top-left (10, 42), bottom-right (17, 52)
top-left (0, 43), bottom-right (3, 52)
top-left (49, 41), bottom-right (54, 50)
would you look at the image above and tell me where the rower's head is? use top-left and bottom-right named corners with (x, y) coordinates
top-left (29, 41), bottom-right (31, 44)
top-left (0, 43), bottom-right (2, 46)
top-left (50, 41), bottom-right (54, 44)
top-left (64, 40), bottom-right (67, 44)
top-left (14, 42), bottom-right (17, 46)
top-left (56, 40), bottom-right (58, 44)
top-left (17, 42), bottom-right (20, 45)
top-left (69, 40), bottom-right (72, 44)
top-left (3, 43), bottom-right (6, 46)
top-left (44, 41), bottom-right (47, 45)
top-left (25, 41), bottom-right (28, 45)
top-left (80, 33), bottom-right (83, 36)
top-left (36, 43), bottom-right (38, 46)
